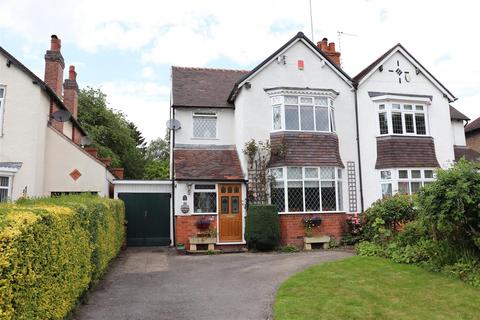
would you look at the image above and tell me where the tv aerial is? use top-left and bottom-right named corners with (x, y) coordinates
top-left (50, 109), bottom-right (72, 122)
top-left (80, 136), bottom-right (93, 147)
top-left (166, 119), bottom-right (181, 131)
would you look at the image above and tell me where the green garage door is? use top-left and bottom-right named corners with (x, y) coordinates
top-left (118, 193), bottom-right (171, 246)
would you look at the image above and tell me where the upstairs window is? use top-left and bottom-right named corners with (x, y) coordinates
top-left (0, 86), bottom-right (5, 135)
top-left (193, 112), bottom-right (217, 138)
top-left (270, 95), bottom-right (335, 133)
top-left (377, 103), bottom-right (427, 136)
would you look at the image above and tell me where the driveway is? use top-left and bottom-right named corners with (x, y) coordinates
top-left (74, 247), bottom-right (353, 320)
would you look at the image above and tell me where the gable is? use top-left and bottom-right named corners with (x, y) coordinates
top-left (354, 45), bottom-right (456, 102)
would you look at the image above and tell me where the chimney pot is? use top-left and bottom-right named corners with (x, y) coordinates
top-left (320, 38), bottom-right (328, 51)
top-left (328, 42), bottom-right (336, 52)
top-left (50, 34), bottom-right (61, 52)
top-left (316, 36), bottom-right (341, 67)
top-left (68, 65), bottom-right (76, 80)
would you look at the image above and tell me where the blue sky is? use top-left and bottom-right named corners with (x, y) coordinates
top-left (0, 0), bottom-right (479, 142)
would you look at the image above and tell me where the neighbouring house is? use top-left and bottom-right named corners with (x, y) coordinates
top-left (451, 107), bottom-right (480, 161)
top-left (169, 32), bottom-right (473, 250)
top-left (0, 35), bottom-right (123, 202)
top-left (465, 116), bottom-right (480, 158)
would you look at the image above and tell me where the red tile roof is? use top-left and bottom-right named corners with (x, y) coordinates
top-left (466, 116), bottom-right (480, 133)
top-left (454, 146), bottom-right (480, 162)
top-left (449, 105), bottom-right (470, 121)
top-left (375, 136), bottom-right (439, 169)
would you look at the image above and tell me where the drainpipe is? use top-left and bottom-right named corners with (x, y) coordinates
top-left (171, 104), bottom-right (176, 246)
top-left (353, 83), bottom-right (365, 213)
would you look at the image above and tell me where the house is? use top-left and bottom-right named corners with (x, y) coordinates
top-left (465, 116), bottom-right (480, 159)
top-left (168, 32), bottom-right (471, 249)
top-left (0, 35), bottom-right (123, 202)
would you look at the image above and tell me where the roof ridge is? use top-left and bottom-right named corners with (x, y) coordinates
top-left (172, 66), bottom-right (250, 73)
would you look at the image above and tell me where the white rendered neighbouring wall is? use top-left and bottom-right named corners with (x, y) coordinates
top-left (451, 120), bottom-right (466, 146)
top-left (233, 40), bottom-right (359, 212)
top-left (356, 51), bottom-right (456, 208)
top-left (0, 55), bottom-right (49, 199)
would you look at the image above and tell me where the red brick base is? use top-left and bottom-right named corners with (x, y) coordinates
top-left (279, 213), bottom-right (347, 247)
top-left (175, 215), bottom-right (217, 250)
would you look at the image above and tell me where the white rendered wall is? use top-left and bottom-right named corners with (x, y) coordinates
top-left (234, 40), bottom-right (359, 212)
top-left (357, 51), bottom-right (456, 208)
top-left (0, 55), bottom-right (49, 199)
top-left (451, 120), bottom-right (466, 146)
top-left (63, 120), bottom-right (73, 140)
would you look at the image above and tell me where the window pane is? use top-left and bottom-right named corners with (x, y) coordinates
top-left (314, 96), bottom-right (328, 106)
top-left (288, 181), bottom-right (303, 212)
top-left (300, 97), bottom-right (313, 104)
top-left (287, 167), bottom-right (302, 179)
top-left (273, 106), bottom-right (282, 130)
top-left (285, 105), bottom-right (299, 130)
top-left (405, 114), bottom-right (415, 133)
top-left (415, 105), bottom-right (424, 111)
top-left (0, 177), bottom-right (8, 187)
top-left (315, 106), bottom-right (329, 131)
top-left (305, 181), bottom-right (320, 211)
top-left (0, 188), bottom-right (7, 202)
top-left (270, 168), bottom-right (283, 179)
top-left (304, 168), bottom-right (318, 179)
top-left (231, 196), bottom-right (239, 213)
top-left (392, 104), bottom-right (401, 110)
top-left (411, 170), bottom-right (421, 179)
top-left (337, 169), bottom-right (342, 180)
top-left (320, 167), bottom-right (335, 180)
top-left (221, 196), bottom-right (229, 213)
top-left (193, 116), bottom-right (216, 138)
top-left (0, 88), bottom-right (4, 98)
top-left (381, 170), bottom-right (391, 180)
top-left (337, 181), bottom-right (343, 211)
top-left (382, 183), bottom-right (392, 198)
top-left (424, 170), bottom-right (434, 179)
top-left (379, 104), bottom-right (385, 110)
top-left (271, 181), bottom-right (285, 212)
top-left (392, 112), bottom-right (403, 134)
top-left (399, 170), bottom-right (408, 179)
top-left (300, 106), bottom-right (314, 130)
top-left (415, 114), bottom-right (426, 135)
top-left (398, 182), bottom-right (410, 195)
top-left (404, 104), bottom-right (413, 110)
top-left (411, 182), bottom-right (422, 194)
top-left (194, 192), bottom-right (217, 213)
top-left (321, 181), bottom-right (336, 211)
top-left (379, 112), bottom-right (389, 134)
top-left (284, 96), bottom-right (298, 104)
top-left (271, 96), bottom-right (282, 105)
top-left (330, 109), bottom-right (336, 131)
top-left (195, 184), bottom-right (215, 190)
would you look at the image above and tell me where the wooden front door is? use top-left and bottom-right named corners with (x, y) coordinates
top-left (218, 184), bottom-right (242, 242)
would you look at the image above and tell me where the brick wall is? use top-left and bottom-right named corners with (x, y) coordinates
top-left (175, 215), bottom-right (217, 250)
top-left (466, 131), bottom-right (480, 153)
top-left (279, 213), bottom-right (347, 247)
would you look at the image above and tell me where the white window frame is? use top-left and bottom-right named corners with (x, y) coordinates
top-left (193, 184), bottom-right (218, 214)
top-left (269, 92), bottom-right (337, 134)
top-left (379, 168), bottom-right (436, 198)
top-left (0, 175), bottom-right (12, 202)
top-left (269, 166), bottom-right (343, 214)
top-left (376, 103), bottom-right (429, 136)
top-left (0, 85), bottom-right (6, 136)
top-left (192, 112), bottom-right (217, 139)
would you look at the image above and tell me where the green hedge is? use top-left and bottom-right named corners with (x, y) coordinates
top-left (0, 195), bottom-right (125, 319)
top-left (245, 204), bottom-right (280, 251)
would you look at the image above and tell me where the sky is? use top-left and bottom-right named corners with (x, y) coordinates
top-left (0, 0), bottom-right (479, 142)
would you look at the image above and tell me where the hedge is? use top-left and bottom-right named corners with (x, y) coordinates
top-left (0, 195), bottom-right (125, 319)
top-left (245, 204), bottom-right (280, 251)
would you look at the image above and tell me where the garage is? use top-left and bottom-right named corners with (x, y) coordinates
top-left (114, 181), bottom-right (172, 246)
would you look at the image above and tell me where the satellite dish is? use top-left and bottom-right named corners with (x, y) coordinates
top-left (166, 119), bottom-right (181, 130)
top-left (80, 136), bottom-right (93, 146)
top-left (51, 109), bottom-right (72, 122)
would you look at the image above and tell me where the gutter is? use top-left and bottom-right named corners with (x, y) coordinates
top-left (353, 83), bottom-right (365, 213)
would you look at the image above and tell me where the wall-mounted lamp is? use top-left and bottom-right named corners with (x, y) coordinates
top-left (6, 60), bottom-right (12, 67)
top-left (244, 82), bottom-right (251, 89)
top-left (379, 65), bottom-right (383, 72)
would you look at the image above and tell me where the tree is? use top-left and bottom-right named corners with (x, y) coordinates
top-left (78, 87), bottom-right (146, 179)
top-left (143, 134), bottom-right (170, 179)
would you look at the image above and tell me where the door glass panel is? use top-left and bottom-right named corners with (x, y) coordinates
top-left (234, 186), bottom-right (239, 193)
top-left (221, 196), bottom-right (229, 213)
top-left (221, 186), bottom-right (226, 193)
top-left (228, 186), bottom-right (233, 193)
top-left (231, 196), bottom-right (239, 213)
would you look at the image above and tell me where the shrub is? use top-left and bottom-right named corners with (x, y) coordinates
top-left (0, 195), bottom-right (125, 319)
top-left (342, 214), bottom-right (364, 245)
top-left (362, 194), bottom-right (416, 242)
top-left (245, 204), bottom-right (280, 251)
top-left (356, 241), bottom-right (386, 257)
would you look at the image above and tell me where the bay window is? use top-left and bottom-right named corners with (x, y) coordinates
top-left (377, 103), bottom-right (428, 136)
top-left (270, 94), bottom-right (336, 133)
top-left (270, 166), bottom-right (343, 213)
top-left (380, 168), bottom-right (435, 198)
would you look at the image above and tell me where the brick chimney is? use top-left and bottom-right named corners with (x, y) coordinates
top-left (317, 38), bottom-right (341, 66)
top-left (44, 35), bottom-right (65, 96)
top-left (63, 65), bottom-right (78, 118)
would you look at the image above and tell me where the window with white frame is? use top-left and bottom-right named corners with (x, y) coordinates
top-left (270, 95), bottom-right (335, 132)
top-left (380, 168), bottom-right (435, 198)
top-left (377, 103), bottom-right (427, 136)
top-left (0, 176), bottom-right (10, 202)
top-left (270, 167), bottom-right (343, 213)
top-left (193, 112), bottom-right (217, 138)
top-left (0, 86), bottom-right (5, 134)
top-left (193, 184), bottom-right (217, 213)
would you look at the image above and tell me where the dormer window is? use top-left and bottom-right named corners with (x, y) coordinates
top-left (193, 112), bottom-right (217, 139)
top-left (377, 103), bottom-right (428, 136)
top-left (270, 94), bottom-right (335, 133)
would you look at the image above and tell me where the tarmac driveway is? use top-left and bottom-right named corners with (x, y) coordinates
top-left (74, 247), bottom-right (353, 320)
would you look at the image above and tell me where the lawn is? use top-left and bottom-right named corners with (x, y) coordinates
top-left (274, 256), bottom-right (480, 320)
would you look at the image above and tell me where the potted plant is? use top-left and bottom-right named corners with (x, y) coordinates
top-left (303, 215), bottom-right (322, 236)
top-left (195, 217), bottom-right (211, 230)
